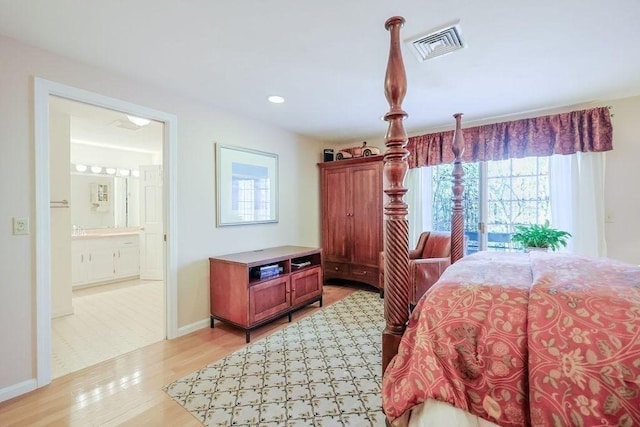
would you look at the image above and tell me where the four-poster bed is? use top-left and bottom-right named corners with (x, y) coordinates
top-left (380, 16), bottom-right (640, 427)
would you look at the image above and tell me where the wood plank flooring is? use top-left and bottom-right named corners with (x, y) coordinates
top-left (0, 284), bottom-right (371, 426)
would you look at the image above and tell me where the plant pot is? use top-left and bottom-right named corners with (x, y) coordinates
top-left (525, 247), bottom-right (548, 253)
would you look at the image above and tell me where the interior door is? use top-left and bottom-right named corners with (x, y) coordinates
top-left (139, 165), bottom-right (164, 280)
top-left (50, 111), bottom-right (73, 317)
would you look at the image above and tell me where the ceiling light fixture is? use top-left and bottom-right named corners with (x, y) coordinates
top-left (268, 95), bottom-right (285, 104)
top-left (71, 164), bottom-right (146, 178)
top-left (126, 115), bottom-right (151, 127)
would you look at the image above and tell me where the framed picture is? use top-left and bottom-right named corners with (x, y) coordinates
top-left (215, 143), bottom-right (279, 227)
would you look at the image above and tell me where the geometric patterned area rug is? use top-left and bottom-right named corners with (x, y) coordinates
top-left (163, 290), bottom-right (385, 426)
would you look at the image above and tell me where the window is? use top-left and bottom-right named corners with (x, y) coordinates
top-left (231, 163), bottom-right (271, 222)
top-left (431, 157), bottom-right (550, 252)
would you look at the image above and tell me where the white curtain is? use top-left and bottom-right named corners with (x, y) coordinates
top-left (549, 152), bottom-right (607, 257)
top-left (406, 167), bottom-right (433, 248)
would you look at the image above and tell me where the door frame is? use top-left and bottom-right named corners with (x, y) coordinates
top-left (34, 77), bottom-right (179, 387)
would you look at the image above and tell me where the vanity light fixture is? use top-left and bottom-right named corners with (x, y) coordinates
top-left (72, 163), bottom-right (145, 178)
top-left (267, 95), bottom-right (285, 104)
top-left (126, 114), bottom-right (151, 127)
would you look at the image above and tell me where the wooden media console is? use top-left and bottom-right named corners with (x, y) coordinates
top-left (209, 246), bottom-right (323, 342)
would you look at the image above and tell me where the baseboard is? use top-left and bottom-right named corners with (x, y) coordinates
top-left (177, 318), bottom-right (210, 337)
top-left (52, 306), bottom-right (74, 318)
top-left (0, 379), bottom-right (37, 403)
top-left (72, 275), bottom-right (140, 290)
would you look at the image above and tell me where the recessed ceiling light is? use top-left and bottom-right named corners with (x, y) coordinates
top-left (90, 165), bottom-right (102, 174)
top-left (268, 95), bottom-right (285, 104)
top-left (75, 164), bottom-right (87, 172)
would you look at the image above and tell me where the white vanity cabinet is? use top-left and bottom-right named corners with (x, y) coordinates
top-left (115, 239), bottom-right (140, 278)
top-left (71, 234), bottom-right (140, 288)
top-left (71, 241), bottom-right (89, 286)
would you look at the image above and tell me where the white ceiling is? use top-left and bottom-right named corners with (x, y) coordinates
top-left (2, 0), bottom-right (640, 143)
top-left (50, 96), bottom-right (163, 154)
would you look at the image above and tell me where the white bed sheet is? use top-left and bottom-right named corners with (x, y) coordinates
top-left (407, 399), bottom-right (501, 427)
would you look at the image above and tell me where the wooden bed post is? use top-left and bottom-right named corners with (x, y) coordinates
top-left (381, 16), bottom-right (410, 374)
top-left (450, 113), bottom-right (465, 263)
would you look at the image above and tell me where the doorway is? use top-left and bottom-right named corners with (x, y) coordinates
top-left (34, 78), bottom-right (178, 387)
top-left (49, 97), bottom-right (165, 378)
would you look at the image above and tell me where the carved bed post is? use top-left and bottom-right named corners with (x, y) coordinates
top-left (382, 16), bottom-right (410, 374)
top-left (451, 113), bottom-right (465, 263)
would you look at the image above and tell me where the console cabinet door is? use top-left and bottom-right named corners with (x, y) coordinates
top-left (249, 276), bottom-right (291, 324)
top-left (290, 266), bottom-right (322, 306)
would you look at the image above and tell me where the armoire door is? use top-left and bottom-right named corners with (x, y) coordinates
top-left (350, 163), bottom-right (383, 267)
top-left (322, 168), bottom-right (350, 263)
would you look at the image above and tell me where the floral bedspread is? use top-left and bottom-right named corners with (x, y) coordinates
top-left (382, 251), bottom-right (640, 426)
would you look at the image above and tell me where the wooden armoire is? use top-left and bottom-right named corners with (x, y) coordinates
top-left (319, 155), bottom-right (383, 291)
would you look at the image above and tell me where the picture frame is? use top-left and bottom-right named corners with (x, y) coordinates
top-left (215, 143), bottom-right (279, 227)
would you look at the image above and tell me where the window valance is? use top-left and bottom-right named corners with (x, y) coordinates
top-left (407, 106), bottom-right (613, 168)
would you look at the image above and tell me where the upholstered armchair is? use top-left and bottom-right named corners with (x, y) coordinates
top-left (379, 231), bottom-right (452, 305)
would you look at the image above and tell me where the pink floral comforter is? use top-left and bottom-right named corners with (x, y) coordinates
top-left (382, 251), bottom-right (640, 426)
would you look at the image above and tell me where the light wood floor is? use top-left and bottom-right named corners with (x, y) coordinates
top-left (0, 284), bottom-right (370, 426)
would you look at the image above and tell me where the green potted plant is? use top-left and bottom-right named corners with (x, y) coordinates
top-left (511, 220), bottom-right (571, 252)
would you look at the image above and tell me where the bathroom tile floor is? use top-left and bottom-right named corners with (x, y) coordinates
top-left (51, 279), bottom-right (164, 379)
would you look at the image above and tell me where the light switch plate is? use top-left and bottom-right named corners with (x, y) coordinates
top-left (13, 217), bottom-right (29, 235)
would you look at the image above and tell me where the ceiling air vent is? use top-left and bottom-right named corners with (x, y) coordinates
top-left (110, 119), bottom-right (141, 131)
top-left (405, 21), bottom-right (465, 62)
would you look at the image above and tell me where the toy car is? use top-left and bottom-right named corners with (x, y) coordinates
top-left (335, 142), bottom-right (380, 160)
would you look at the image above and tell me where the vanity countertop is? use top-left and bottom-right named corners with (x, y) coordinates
top-left (71, 228), bottom-right (141, 240)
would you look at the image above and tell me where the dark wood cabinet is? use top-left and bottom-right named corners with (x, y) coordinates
top-left (319, 156), bottom-right (383, 290)
top-left (210, 246), bottom-right (323, 342)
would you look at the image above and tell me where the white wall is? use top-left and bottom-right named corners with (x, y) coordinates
top-left (340, 98), bottom-right (640, 264)
top-left (71, 142), bottom-right (158, 171)
top-left (604, 95), bottom-right (640, 264)
top-left (0, 34), bottom-right (323, 395)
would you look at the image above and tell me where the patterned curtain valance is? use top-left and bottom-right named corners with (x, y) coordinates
top-left (407, 106), bottom-right (613, 168)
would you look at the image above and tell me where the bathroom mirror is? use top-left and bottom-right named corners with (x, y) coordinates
top-left (71, 173), bottom-right (140, 229)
